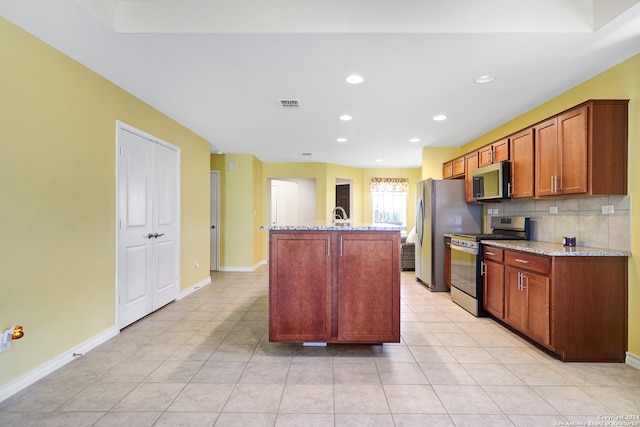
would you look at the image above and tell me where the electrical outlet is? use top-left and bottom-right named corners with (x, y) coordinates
top-left (493, 208), bottom-right (499, 215)
top-left (550, 206), bottom-right (558, 214)
top-left (602, 205), bottom-right (615, 215)
top-left (0, 330), bottom-right (11, 353)
top-left (487, 208), bottom-right (493, 214)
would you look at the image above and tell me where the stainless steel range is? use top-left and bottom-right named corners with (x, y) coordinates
top-left (449, 216), bottom-right (530, 316)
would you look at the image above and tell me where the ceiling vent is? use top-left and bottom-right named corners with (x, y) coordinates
top-left (278, 99), bottom-right (300, 109)
top-left (302, 152), bottom-right (312, 157)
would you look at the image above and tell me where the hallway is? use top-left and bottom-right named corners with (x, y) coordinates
top-left (1, 267), bottom-right (639, 426)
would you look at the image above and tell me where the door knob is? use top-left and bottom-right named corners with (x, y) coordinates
top-left (153, 233), bottom-right (165, 238)
top-left (147, 233), bottom-right (155, 239)
top-left (211, 225), bottom-right (215, 229)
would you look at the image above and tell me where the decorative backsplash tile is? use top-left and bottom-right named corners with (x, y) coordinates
top-left (483, 195), bottom-right (631, 251)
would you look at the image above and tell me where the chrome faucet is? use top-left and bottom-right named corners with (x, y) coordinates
top-left (331, 206), bottom-right (348, 225)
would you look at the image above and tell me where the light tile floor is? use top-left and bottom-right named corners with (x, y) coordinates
top-left (1, 267), bottom-right (640, 426)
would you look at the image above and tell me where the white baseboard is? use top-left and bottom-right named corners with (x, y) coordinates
top-left (178, 276), bottom-right (212, 300)
top-left (626, 351), bottom-right (640, 370)
top-left (0, 326), bottom-right (118, 403)
top-left (219, 260), bottom-right (267, 272)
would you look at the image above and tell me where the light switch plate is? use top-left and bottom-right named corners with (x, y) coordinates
top-left (602, 205), bottom-right (615, 215)
top-left (550, 206), bottom-right (558, 214)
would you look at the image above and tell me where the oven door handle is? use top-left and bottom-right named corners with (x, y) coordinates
top-left (450, 245), bottom-right (478, 255)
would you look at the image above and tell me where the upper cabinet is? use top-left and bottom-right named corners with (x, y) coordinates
top-left (535, 100), bottom-right (628, 197)
top-left (464, 151), bottom-right (479, 202)
top-left (478, 138), bottom-right (509, 167)
top-left (509, 128), bottom-right (535, 199)
top-left (443, 99), bottom-right (628, 200)
top-left (443, 156), bottom-right (465, 179)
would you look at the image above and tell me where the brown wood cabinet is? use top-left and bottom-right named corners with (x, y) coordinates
top-left (443, 156), bottom-right (465, 179)
top-left (464, 152), bottom-right (479, 202)
top-left (482, 247), bottom-right (505, 318)
top-left (487, 246), bottom-right (628, 362)
top-left (509, 128), bottom-right (535, 198)
top-left (268, 230), bottom-right (400, 344)
top-left (444, 236), bottom-right (451, 289)
top-left (442, 99), bottom-right (628, 200)
top-left (535, 100), bottom-right (628, 197)
top-left (478, 138), bottom-right (509, 167)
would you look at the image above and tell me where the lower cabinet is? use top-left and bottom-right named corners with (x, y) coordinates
top-left (504, 265), bottom-right (550, 345)
top-left (268, 230), bottom-right (401, 344)
top-left (482, 247), bottom-right (505, 318)
top-left (484, 246), bottom-right (627, 362)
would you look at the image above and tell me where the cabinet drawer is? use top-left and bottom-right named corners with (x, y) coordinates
top-left (483, 246), bottom-right (503, 262)
top-left (505, 250), bottom-right (550, 275)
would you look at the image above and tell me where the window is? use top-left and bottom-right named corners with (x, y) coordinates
top-left (370, 178), bottom-right (408, 228)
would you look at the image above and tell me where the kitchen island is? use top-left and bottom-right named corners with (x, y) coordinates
top-left (261, 223), bottom-right (401, 344)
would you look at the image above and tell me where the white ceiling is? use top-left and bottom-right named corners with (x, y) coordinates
top-left (2, 0), bottom-right (640, 168)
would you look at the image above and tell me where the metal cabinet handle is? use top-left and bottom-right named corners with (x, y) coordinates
top-left (486, 251), bottom-right (496, 256)
top-left (515, 259), bottom-right (529, 264)
top-left (517, 272), bottom-right (521, 290)
top-left (147, 233), bottom-right (155, 239)
top-left (153, 233), bottom-right (165, 238)
top-left (521, 275), bottom-right (528, 290)
top-left (327, 236), bottom-right (330, 257)
top-left (481, 261), bottom-right (486, 276)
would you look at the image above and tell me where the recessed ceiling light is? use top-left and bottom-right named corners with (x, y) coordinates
top-left (433, 115), bottom-right (447, 121)
top-left (475, 75), bottom-right (495, 84)
top-left (409, 138), bottom-right (420, 143)
top-left (375, 158), bottom-right (383, 163)
top-left (337, 138), bottom-right (347, 143)
top-left (339, 114), bottom-right (352, 121)
top-left (345, 74), bottom-right (364, 84)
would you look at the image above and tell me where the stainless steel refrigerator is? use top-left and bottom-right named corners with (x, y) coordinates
top-left (415, 179), bottom-right (482, 291)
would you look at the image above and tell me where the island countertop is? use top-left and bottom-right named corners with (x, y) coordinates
top-left (481, 240), bottom-right (631, 257)
top-left (261, 221), bottom-right (403, 232)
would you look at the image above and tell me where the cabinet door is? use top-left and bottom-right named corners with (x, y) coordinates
top-left (523, 271), bottom-right (550, 345)
top-left (557, 106), bottom-right (588, 195)
top-left (269, 233), bottom-right (332, 342)
top-left (445, 237), bottom-right (452, 288)
top-left (452, 157), bottom-right (465, 177)
top-left (338, 233), bottom-right (400, 342)
top-left (483, 260), bottom-right (505, 318)
top-left (535, 118), bottom-right (558, 196)
top-left (493, 138), bottom-right (509, 163)
top-left (443, 161), bottom-right (453, 179)
top-left (504, 266), bottom-right (527, 330)
top-left (464, 152), bottom-right (479, 202)
top-left (478, 146), bottom-right (493, 167)
top-left (509, 128), bottom-right (535, 198)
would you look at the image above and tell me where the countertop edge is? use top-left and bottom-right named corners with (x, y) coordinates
top-left (481, 240), bottom-right (631, 257)
top-left (261, 225), bottom-right (403, 232)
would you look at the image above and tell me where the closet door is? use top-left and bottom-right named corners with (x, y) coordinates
top-left (117, 125), bottom-right (179, 329)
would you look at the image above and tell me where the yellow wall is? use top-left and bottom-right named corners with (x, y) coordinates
top-left (0, 18), bottom-right (211, 387)
top-left (210, 154), bottom-right (259, 269)
top-left (445, 54), bottom-right (640, 357)
top-left (421, 147), bottom-right (462, 179)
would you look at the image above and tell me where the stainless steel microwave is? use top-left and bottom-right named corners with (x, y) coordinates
top-left (471, 161), bottom-right (511, 201)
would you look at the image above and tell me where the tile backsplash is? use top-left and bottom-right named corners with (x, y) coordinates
top-left (483, 195), bottom-right (632, 251)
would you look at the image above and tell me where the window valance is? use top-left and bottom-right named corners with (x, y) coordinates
top-left (370, 177), bottom-right (409, 192)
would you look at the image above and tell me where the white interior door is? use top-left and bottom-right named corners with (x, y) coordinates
top-left (210, 171), bottom-right (219, 271)
top-left (117, 124), bottom-right (179, 329)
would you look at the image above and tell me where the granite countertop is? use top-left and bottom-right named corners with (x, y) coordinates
top-left (481, 240), bottom-right (631, 257)
top-left (261, 221), bottom-right (403, 232)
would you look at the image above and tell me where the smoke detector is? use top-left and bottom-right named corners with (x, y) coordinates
top-left (278, 99), bottom-right (300, 109)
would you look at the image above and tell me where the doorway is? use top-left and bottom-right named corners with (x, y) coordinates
top-left (335, 179), bottom-right (353, 219)
top-left (116, 122), bottom-right (180, 329)
top-left (210, 171), bottom-right (219, 271)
